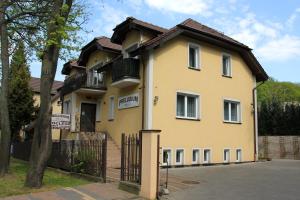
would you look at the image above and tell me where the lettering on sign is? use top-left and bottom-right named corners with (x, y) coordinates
top-left (51, 114), bottom-right (71, 129)
top-left (118, 93), bottom-right (139, 109)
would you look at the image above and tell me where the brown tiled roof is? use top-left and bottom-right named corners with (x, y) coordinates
top-left (178, 18), bottom-right (250, 49)
top-left (29, 77), bottom-right (63, 95)
top-left (111, 17), bottom-right (167, 44)
top-left (94, 36), bottom-right (122, 51)
top-left (114, 17), bottom-right (168, 33)
top-left (134, 18), bottom-right (268, 81)
top-left (61, 60), bottom-right (85, 75)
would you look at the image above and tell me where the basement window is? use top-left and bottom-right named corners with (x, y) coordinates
top-left (188, 43), bottom-right (200, 69)
top-left (224, 149), bottom-right (230, 163)
top-left (203, 149), bottom-right (211, 164)
top-left (163, 149), bottom-right (172, 166)
top-left (192, 149), bottom-right (200, 164)
top-left (236, 149), bottom-right (242, 162)
top-left (175, 149), bottom-right (184, 165)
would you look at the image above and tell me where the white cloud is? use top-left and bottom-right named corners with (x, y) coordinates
top-left (286, 7), bottom-right (300, 29)
top-left (144, 0), bottom-right (213, 16)
top-left (256, 35), bottom-right (300, 61)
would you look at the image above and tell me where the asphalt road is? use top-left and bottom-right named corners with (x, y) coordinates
top-left (164, 160), bottom-right (300, 200)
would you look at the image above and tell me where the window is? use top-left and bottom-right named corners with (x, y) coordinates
top-left (236, 149), bottom-right (242, 162)
top-left (175, 149), bottom-right (184, 165)
top-left (222, 54), bottom-right (231, 76)
top-left (224, 149), bottom-right (230, 163)
top-left (163, 149), bottom-right (171, 166)
top-left (203, 149), bottom-right (211, 164)
top-left (188, 44), bottom-right (200, 69)
top-left (224, 100), bottom-right (241, 123)
top-left (176, 93), bottom-right (199, 119)
top-left (192, 149), bottom-right (200, 164)
top-left (108, 96), bottom-right (115, 120)
top-left (63, 100), bottom-right (71, 115)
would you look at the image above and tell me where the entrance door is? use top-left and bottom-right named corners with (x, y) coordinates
top-left (80, 103), bottom-right (96, 132)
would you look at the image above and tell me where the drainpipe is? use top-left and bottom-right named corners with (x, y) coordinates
top-left (141, 54), bottom-right (146, 130)
top-left (252, 81), bottom-right (265, 161)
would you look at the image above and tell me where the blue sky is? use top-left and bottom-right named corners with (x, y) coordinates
top-left (30, 0), bottom-right (300, 83)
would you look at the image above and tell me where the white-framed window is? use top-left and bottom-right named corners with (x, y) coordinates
top-left (108, 96), bottom-right (115, 120)
top-left (188, 43), bottom-right (200, 69)
top-left (192, 149), bottom-right (200, 164)
top-left (236, 149), bottom-right (242, 162)
top-left (176, 92), bottom-right (200, 120)
top-left (224, 149), bottom-right (230, 163)
top-left (203, 149), bottom-right (211, 164)
top-left (224, 99), bottom-right (241, 123)
top-left (63, 100), bottom-right (71, 115)
top-left (222, 53), bottom-right (231, 77)
top-left (175, 149), bottom-right (184, 165)
top-left (162, 149), bottom-right (172, 166)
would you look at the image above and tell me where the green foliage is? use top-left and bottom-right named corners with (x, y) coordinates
top-left (257, 78), bottom-right (300, 104)
top-left (8, 41), bottom-right (36, 141)
top-left (257, 78), bottom-right (300, 135)
top-left (72, 149), bottom-right (97, 174)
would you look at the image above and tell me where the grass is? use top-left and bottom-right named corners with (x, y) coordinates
top-left (0, 159), bottom-right (91, 198)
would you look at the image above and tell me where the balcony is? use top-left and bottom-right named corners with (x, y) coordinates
top-left (111, 58), bottom-right (140, 88)
top-left (61, 71), bottom-right (106, 96)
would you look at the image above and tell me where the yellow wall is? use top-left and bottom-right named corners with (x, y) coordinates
top-left (63, 45), bottom-right (144, 146)
top-left (152, 36), bottom-right (255, 165)
top-left (33, 93), bottom-right (62, 140)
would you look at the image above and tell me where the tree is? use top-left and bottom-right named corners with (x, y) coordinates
top-left (0, 0), bottom-right (85, 178)
top-left (0, 1), bottom-right (12, 177)
top-left (8, 41), bottom-right (35, 142)
top-left (25, 0), bottom-right (85, 188)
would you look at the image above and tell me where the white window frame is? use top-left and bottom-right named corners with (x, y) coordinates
top-left (236, 148), bottom-right (242, 162)
top-left (162, 148), bottom-right (172, 166)
top-left (176, 91), bottom-right (200, 120)
top-left (108, 96), bottom-right (115, 120)
top-left (63, 100), bottom-right (71, 115)
top-left (175, 148), bottom-right (185, 166)
top-left (223, 98), bottom-right (241, 123)
top-left (203, 148), bottom-right (211, 164)
top-left (222, 53), bottom-right (232, 77)
top-left (223, 148), bottom-right (230, 163)
top-left (192, 148), bottom-right (201, 164)
top-left (188, 43), bottom-right (201, 69)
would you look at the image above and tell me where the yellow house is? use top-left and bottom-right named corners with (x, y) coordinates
top-left (60, 17), bottom-right (268, 166)
top-left (29, 77), bottom-right (63, 140)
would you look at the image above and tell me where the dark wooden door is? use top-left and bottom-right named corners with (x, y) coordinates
top-left (80, 103), bottom-right (96, 132)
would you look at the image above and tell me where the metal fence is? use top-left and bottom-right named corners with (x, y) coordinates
top-left (12, 134), bottom-right (107, 181)
top-left (120, 133), bottom-right (142, 184)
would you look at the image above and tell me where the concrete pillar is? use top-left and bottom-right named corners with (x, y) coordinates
top-left (139, 129), bottom-right (161, 200)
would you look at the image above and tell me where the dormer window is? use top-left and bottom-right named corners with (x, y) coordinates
top-left (188, 43), bottom-right (200, 69)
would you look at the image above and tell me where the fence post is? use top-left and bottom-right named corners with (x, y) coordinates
top-left (120, 133), bottom-right (125, 181)
top-left (71, 140), bottom-right (75, 172)
top-left (102, 132), bottom-right (107, 183)
top-left (139, 129), bottom-right (161, 200)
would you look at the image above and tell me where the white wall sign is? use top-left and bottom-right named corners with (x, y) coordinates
top-left (118, 93), bottom-right (139, 109)
top-left (51, 114), bottom-right (71, 129)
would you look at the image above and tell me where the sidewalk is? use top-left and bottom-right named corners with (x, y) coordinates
top-left (1, 182), bottom-right (144, 200)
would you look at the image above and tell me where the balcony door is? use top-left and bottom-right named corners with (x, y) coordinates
top-left (80, 103), bottom-right (96, 132)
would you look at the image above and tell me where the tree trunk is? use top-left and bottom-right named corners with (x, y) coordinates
top-left (25, 0), bottom-right (72, 188)
top-left (0, 1), bottom-right (12, 177)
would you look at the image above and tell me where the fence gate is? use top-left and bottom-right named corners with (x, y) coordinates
top-left (120, 133), bottom-right (142, 184)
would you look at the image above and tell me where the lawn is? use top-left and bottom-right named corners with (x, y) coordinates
top-left (0, 159), bottom-right (91, 198)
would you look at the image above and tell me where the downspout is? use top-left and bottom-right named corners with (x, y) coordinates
top-left (252, 81), bottom-right (265, 161)
top-left (141, 54), bottom-right (146, 130)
